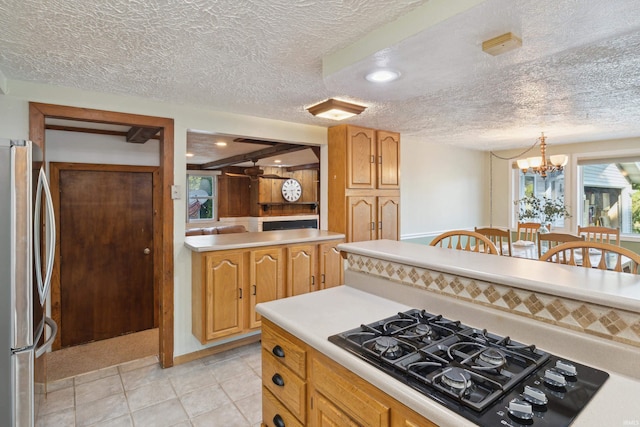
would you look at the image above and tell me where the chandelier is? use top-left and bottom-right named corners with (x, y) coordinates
top-left (516, 133), bottom-right (567, 178)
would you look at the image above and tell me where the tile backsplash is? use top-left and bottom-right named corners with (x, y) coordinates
top-left (347, 254), bottom-right (640, 348)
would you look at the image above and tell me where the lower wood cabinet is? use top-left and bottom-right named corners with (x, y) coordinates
top-left (261, 320), bottom-right (438, 427)
top-left (192, 239), bottom-right (343, 344)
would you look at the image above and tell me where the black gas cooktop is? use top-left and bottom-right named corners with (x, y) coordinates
top-left (328, 309), bottom-right (608, 426)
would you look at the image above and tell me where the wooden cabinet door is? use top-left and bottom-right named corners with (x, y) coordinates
top-left (378, 196), bottom-right (400, 240)
top-left (347, 196), bottom-right (376, 242)
top-left (377, 131), bottom-right (400, 189)
top-left (204, 252), bottom-right (244, 341)
top-left (248, 247), bottom-right (284, 329)
top-left (347, 126), bottom-right (376, 189)
top-left (311, 389), bottom-right (360, 427)
top-left (319, 241), bottom-right (344, 289)
top-left (287, 244), bottom-right (317, 296)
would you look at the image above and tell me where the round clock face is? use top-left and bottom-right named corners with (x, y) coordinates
top-left (281, 178), bottom-right (302, 202)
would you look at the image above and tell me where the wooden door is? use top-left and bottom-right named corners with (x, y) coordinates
top-left (287, 244), bottom-right (316, 296)
top-left (204, 252), bottom-right (244, 340)
top-left (347, 126), bottom-right (376, 189)
top-left (319, 241), bottom-right (344, 289)
top-left (248, 247), bottom-right (283, 329)
top-left (347, 196), bottom-right (376, 242)
top-left (58, 167), bottom-right (156, 347)
top-left (377, 131), bottom-right (400, 189)
top-left (378, 196), bottom-right (400, 240)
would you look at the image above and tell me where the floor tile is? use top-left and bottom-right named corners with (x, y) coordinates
top-left (118, 355), bottom-right (159, 374)
top-left (191, 405), bottom-right (251, 427)
top-left (125, 378), bottom-right (176, 412)
top-left (38, 386), bottom-right (75, 416)
top-left (219, 372), bottom-right (262, 401)
top-left (75, 393), bottom-right (129, 427)
top-left (74, 366), bottom-right (119, 386)
top-left (208, 357), bottom-right (253, 383)
top-left (130, 397), bottom-right (189, 427)
top-left (92, 414), bottom-right (133, 427)
top-left (75, 374), bottom-right (123, 405)
top-left (46, 377), bottom-right (74, 393)
top-left (179, 384), bottom-right (233, 418)
top-left (169, 366), bottom-right (218, 395)
top-left (120, 362), bottom-right (171, 391)
top-left (35, 407), bottom-right (75, 427)
top-left (234, 391), bottom-right (262, 425)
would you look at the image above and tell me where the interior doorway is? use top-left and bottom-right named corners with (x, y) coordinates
top-left (29, 103), bottom-right (175, 368)
top-left (51, 164), bottom-right (159, 348)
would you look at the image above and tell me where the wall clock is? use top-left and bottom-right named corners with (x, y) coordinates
top-left (281, 178), bottom-right (302, 202)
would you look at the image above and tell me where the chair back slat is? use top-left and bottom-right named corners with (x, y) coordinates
top-left (430, 230), bottom-right (499, 255)
top-left (578, 226), bottom-right (620, 246)
top-left (540, 241), bottom-right (640, 274)
top-left (474, 227), bottom-right (512, 256)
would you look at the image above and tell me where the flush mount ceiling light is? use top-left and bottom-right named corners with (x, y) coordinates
top-left (306, 98), bottom-right (367, 121)
top-left (365, 69), bottom-right (401, 83)
top-left (482, 32), bottom-right (522, 56)
top-left (517, 133), bottom-right (568, 178)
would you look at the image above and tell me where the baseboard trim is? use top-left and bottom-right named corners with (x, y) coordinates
top-left (173, 334), bottom-right (261, 366)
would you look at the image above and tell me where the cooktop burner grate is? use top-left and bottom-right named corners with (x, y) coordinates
top-left (328, 308), bottom-right (609, 427)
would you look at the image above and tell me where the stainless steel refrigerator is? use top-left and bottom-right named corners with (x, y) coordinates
top-left (1, 139), bottom-right (57, 426)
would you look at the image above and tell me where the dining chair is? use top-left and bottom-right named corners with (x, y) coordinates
top-left (537, 232), bottom-right (585, 261)
top-left (539, 241), bottom-right (640, 273)
top-left (516, 222), bottom-right (543, 243)
top-left (578, 226), bottom-right (621, 246)
top-left (430, 230), bottom-right (499, 255)
top-left (474, 227), bottom-right (512, 256)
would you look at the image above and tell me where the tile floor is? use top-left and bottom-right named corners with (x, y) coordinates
top-left (36, 342), bottom-right (263, 427)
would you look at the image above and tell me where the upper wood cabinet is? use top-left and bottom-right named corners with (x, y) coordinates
top-left (329, 125), bottom-right (400, 242)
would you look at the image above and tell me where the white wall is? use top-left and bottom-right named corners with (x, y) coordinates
top-left (400, 135), bottom-right (487, 241)
top-left (0, 79), bottom-right (488, 357)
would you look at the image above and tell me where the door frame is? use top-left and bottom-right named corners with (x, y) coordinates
top-left (49, 163), bottom-right (161, 349)
top-left (29, 103), bottom-right (175, 367)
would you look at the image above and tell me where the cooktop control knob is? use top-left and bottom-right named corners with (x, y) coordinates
top-left (544, 369), bottom-right (568, 387)
top-left (523, 385), bottom-right (548, 405)
top-left (555, 360), bottom-right (577, 376)
top-left (507, 398), bottom-right (534, 420)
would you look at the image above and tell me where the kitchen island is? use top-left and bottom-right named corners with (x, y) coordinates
top-left (256, 239), bottom-right (640, 426)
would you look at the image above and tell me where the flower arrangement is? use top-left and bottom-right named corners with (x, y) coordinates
top-left (514, 195), bottom-right (571, 225)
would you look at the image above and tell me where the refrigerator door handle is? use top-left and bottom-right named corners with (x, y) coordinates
top-left (34, 317), bottom-right (57, 358)
top-left (34, 168), bottom-right (56, 305)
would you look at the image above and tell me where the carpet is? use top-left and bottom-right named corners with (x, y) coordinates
top-left (46, 328), bottom-right (159, 381)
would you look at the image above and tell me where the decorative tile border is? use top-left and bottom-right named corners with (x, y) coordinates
top-left (347, 254), bottom-right (640, 348)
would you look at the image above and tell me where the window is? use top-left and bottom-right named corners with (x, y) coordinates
top-left (578, 158), bottom-right (640, 235)
top-left (187, 174), bottom-right (216, 222)
top-left (513, 168), bottom-right (566, 228)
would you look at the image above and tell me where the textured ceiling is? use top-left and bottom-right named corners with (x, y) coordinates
top-left (2, 0), bottom-right (640, 150)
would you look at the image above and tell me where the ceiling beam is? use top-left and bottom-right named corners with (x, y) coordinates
top-left (126, 126), bottom-right (162, 143)
top-left (287, 163), bottom-right (319, 172)
top-left (233, 137), bottom-right (281, 146)
top-left (200, 143), bottom-right (310, 169)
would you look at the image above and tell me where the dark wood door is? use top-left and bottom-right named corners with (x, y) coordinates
top-left (59, 169), bottom-right (155, 347)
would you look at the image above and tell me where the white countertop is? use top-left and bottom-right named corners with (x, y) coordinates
top-left (256, 286), bottom-right (640, 427)
top-left (184, 229), bottom-right (344, 252)
top-left (338, 239), bottom-right (640, 313)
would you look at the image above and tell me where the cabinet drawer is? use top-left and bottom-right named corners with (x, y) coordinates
top-left (263, 386), bottom-right (304, 427)
top-left (262, 349), bottom-right (306, 422)
top-left (261, 322), bottom-right (306, 378)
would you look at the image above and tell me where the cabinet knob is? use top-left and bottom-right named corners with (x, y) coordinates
top-left (273, 414), bottom-right (285, 427)
top-left (272, 345), bottom-right (285, 358)
top-left (271, 373), bottom-right (285, 387)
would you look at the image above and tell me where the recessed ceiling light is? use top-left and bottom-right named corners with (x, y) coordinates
top-left (215, 141), bottom-right (227, 146)
top-left (274, 159), bottom-right (281, 163)
top-left (365, 69), bottom-right (400, 83)
top-left (186, 152), bottom-right (194, 157)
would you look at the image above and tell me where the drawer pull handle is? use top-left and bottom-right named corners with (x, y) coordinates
top-left (273, 414), bottom-right (285, 427)
top-left (272, 373), bottom-right (285, 387)
top-left (272, 345), bottom-right (285, 358)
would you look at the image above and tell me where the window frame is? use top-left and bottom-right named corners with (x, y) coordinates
top-left (573, 149), bottom-right (640, 242)
top-left (186, 171), bottom-right (220, 223)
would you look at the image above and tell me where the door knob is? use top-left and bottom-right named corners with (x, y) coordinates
top-left (143, 248), bottom-right (151, 255)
